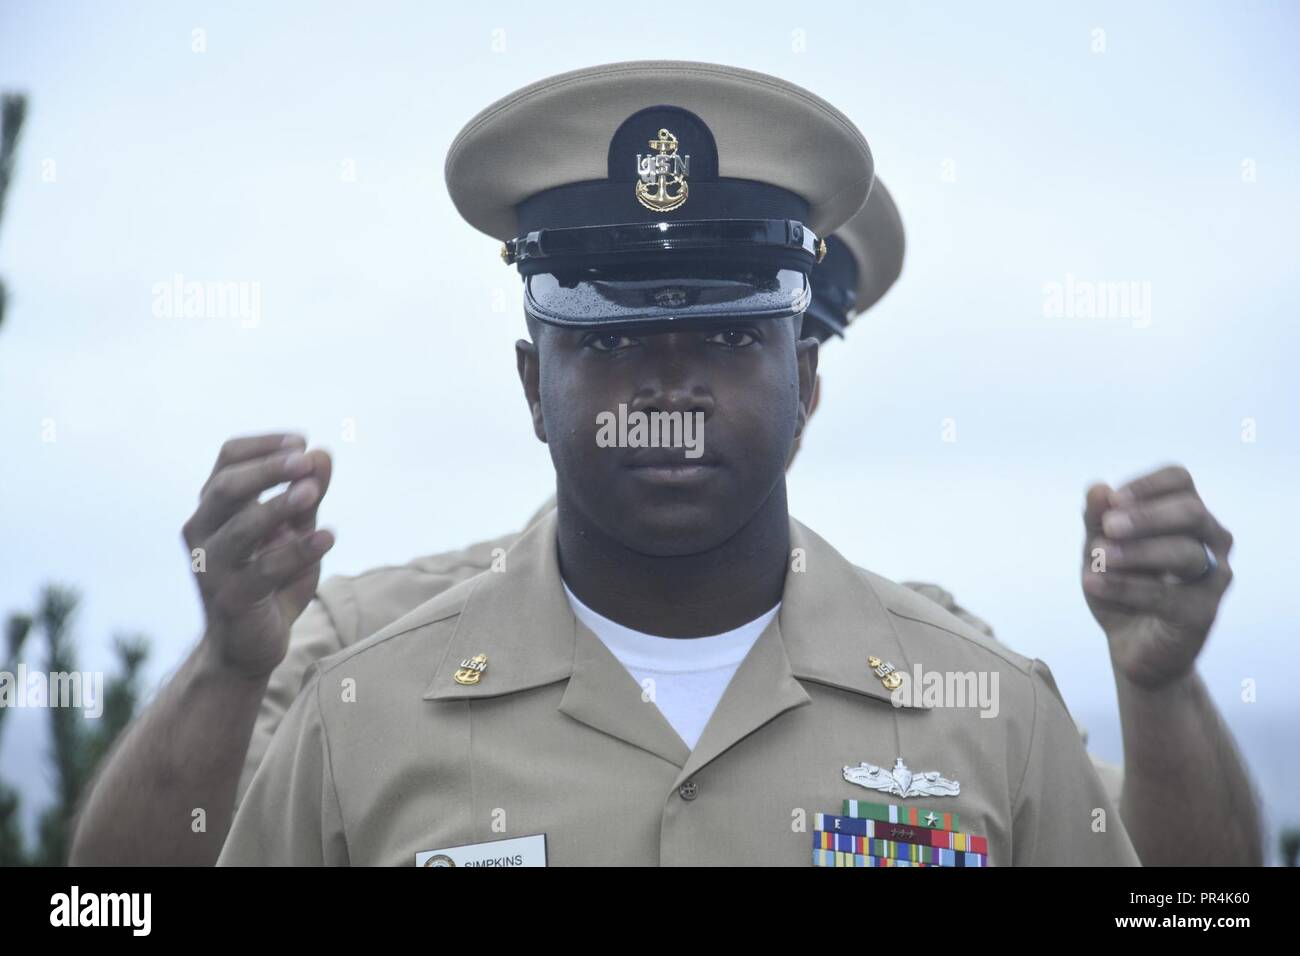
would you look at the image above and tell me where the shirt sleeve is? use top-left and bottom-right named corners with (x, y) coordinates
top-left (1012, 659), bottom-right (1140, 866)
top-left (218, 667), bottom-right (348, 866)
top-left (235, 587), bottom-right (352, 804)
top-left (1089, 752), bottom-right (1125, 809)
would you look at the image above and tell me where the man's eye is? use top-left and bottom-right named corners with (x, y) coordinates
top-left (586, 333), bottom-right (638, 352)
top-left (707, 329), bottom-right (757, 348)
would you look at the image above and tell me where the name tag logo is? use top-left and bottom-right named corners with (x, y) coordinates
top-left (416, 833), bottom-right (547, 867)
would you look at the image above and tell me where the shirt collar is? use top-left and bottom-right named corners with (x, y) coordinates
top-left (421, 508), bottom-right (925, 712)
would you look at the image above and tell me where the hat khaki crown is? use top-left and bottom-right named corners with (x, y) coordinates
top-left (839, 179), bottom-right (905, 319)
top-left (445, 60), bottom-right (875, 241)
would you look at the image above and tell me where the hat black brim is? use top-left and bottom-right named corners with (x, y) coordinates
top-left (523, 267), bottom-right (810, 328)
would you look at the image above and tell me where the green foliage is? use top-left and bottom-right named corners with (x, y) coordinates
top-left (0, 614), bottom-right (32, 739)
top-left (0, 93), bottom-right (27, 219)
top-left (0, 586), bottom-right (150, 866)
top-left (0, 91), bottom-right (29, 329)
top-left (1282, 828), bottom-right (1300, 868)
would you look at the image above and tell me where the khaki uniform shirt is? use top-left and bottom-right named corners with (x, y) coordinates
top-left (220, 511), bottom-right (1138, 866)
top-left (234, 525), bottom-right (525, 805)
top-left (236, 516), bottom-right (1125, 809)
top-left (902, 584), bottom-right (1125, 806)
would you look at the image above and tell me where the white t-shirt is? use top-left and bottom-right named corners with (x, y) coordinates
top-left (562, 581), bottom-right (780, 751)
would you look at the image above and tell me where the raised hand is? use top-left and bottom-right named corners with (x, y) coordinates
top-left (182, 433), bottom-right (334, 677)
top-left (1081, 465), bottom-right (1234, 687)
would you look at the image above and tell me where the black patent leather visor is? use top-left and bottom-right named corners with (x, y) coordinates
top-left (504, 219), bottom-right (820, 272)
top-left (507, 218), bottom-right (819, 327)
top-left (523, 265), bottom-right (811, 328)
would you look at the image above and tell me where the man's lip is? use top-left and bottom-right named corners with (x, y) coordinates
top-left (622, 454), bottom-right (721, 469)
top-left (623, 460), bottom-right (721, 484)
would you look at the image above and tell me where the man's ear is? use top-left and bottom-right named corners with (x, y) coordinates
top-left (515, 339), bottom-right (547, 443)
top-left (794, 334), bottom-right (820, 439)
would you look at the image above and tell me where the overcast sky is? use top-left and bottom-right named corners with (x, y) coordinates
top-left (1, 1), bottom-right (1297, 856)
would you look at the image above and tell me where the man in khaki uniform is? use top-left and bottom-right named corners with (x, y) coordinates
top-left (220, 507), bottom-right (1129, 866)
top-left (73, 65), bottom-right (1256, 867)
top-left (232, 183), bottom-right (907, 807)
top-left (214, 62), bottom-right (1140, 866)
top-left (227, 186), bottom-right (1131, 819)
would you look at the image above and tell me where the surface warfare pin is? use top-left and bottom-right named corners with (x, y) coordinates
top-left (635, 128), bottom-right (689, 212)
top-left (843, 757), bottom-right (960, 798)
top-left (453, 653), bottom-right (488, 686)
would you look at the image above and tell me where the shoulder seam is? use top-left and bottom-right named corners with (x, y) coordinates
top-left (336, 555), bottom-right (497, 585)
top-left (315, 607), bottom-right (466, 677)
top-left (1010, 659), bottom-right (1043, 833)
top-left (885, 607), bottom-right (1033, 675)
top-left (313, 673), bottom-right (350, 864)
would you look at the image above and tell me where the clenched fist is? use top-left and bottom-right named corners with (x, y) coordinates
top-left (1081, 465), bottom-right (1234, 687)
top-left (183, 433), bottom-right (335, 678)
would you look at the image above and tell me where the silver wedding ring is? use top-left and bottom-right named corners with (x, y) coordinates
top-left (1188, 543), bottom-right (1218, 582)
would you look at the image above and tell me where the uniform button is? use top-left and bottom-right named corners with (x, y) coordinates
top-left (678, 780), bottom-right (699, 801)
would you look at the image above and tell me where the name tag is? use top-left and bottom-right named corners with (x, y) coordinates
top-left (416, 834), bottom-right (547, 867)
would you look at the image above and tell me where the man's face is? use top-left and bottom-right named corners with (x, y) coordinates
top-left (517, 316), bottom-right (818, 556)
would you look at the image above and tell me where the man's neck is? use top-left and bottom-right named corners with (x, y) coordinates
top-left (554, 487), bottom-right (790, 638)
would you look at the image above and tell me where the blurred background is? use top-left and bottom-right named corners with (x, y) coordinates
top-left (0, 1), bottom-right (1296, 863)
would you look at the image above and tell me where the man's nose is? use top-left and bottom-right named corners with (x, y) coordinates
top-left (629, 378), bottom-right (715, 419)
top-left (627, 343), bottom-right (716, 419)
